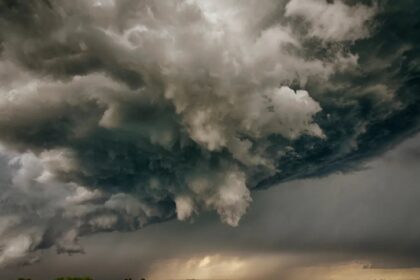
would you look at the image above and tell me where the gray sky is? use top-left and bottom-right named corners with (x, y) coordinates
top-left (1, 133), bottom-right (420, 279)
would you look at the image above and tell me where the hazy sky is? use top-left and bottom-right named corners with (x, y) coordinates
top-left (0, 0), bottom-right (420, 279)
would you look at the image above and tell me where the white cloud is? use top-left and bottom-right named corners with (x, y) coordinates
top-left (286, 0), bottom-right (377, 41)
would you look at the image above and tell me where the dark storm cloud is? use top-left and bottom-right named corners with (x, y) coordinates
top-left (3, 133), bottom-right (420, 280)
top-left (0, 0), bottom-right (419, 266)
top-left (260, 0), bottom-right (420, 186)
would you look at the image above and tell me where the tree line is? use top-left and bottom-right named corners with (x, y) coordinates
top-left (18, 277), bottom-right (146, 280)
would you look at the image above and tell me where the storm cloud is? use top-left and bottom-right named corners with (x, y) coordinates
top-left (0, 0), bottom-right (419, 266)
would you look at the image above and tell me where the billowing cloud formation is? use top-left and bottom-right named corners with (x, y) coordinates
top-left (285, 0), bottom-right (377, 41)
top-left (0, 0), bottom-right (419, 266)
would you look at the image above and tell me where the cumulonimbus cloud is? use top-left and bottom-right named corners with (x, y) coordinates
top-left (0, 0), bottom-right (419, 266)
